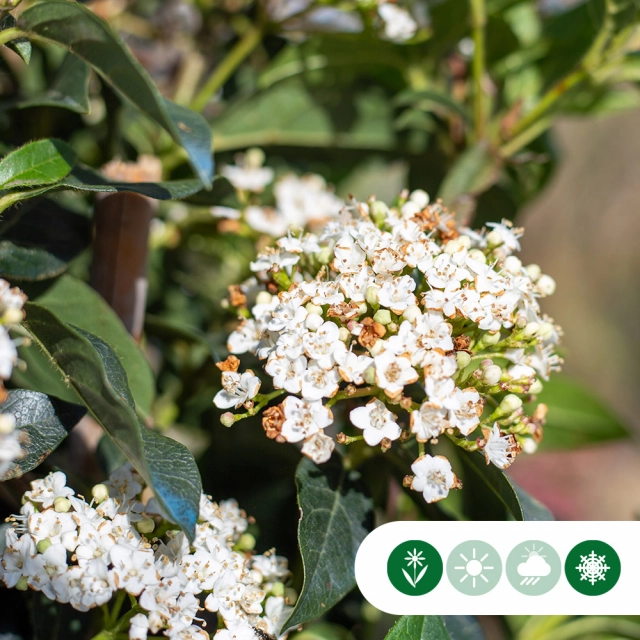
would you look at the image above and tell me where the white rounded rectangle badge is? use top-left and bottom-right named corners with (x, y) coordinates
top-left (355, 521), bottom-right (639, 614)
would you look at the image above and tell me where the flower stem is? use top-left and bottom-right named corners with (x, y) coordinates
top-left (326, 385), bottom-right (376, 407)
top-left (0, 27), bottom-right (24, 48)
top-left (191, 24), bottom-right (264, 112)
top-left (232, 389), bottom-right (285, 422)
top-left (469, 0), bottom-right (487, 140)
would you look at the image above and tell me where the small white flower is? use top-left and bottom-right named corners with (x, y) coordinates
top-left (1, 532), bottom-right (35, 588)
top-left (410, 402), bottom-right (449, 441)
top-left (214, 371), bottom-right (262, 409)
top-left (350, 399), bottom-right (401, 446)
top-left (301, 431), bottom-right (335, 464)
top-left (245, 206), bottom-right (288, 237)
top-left (265, 354), bottom-right (307, 393)
top-left (486, 220), bottom-right (522, 254)
top-left (377, 276), bottom-right (417, 314)
top-left (336, 350), bottom-right (373, 385)
top-left (378, 2), bottom-right (418, 42)
top-left (449, 388), bottom-right (483, 436)
top-left (420, 350), bottom-right (457, 380)
top-left (129, 613), bottom-right (149, 640)
top-left (108, 545), bottom-right (157, 595)
top-left (281, 396), bottom-right (333, 443)
top-left (26, 543), bottom-right (68, 599)
top-left (482, 423), bottom-right (521, 469)
top-left (414, 310), bottom-right (454, 354)
top-left (426, 254), bottom-right (471, 289)
top-left (221, 164), bottom-right (274, 193)
top-left (0, 327), bottom-right (17, 380)
top-left (301, 362), bottom-right (341, 400)
top-left (303, 321), bottom-right (345, 369)
top-left (24, 471), bottom-right (74, 508)
top-left (374, 350), bottom-right (418, 398)
top-left (410, 454), bottom-right (458, 503)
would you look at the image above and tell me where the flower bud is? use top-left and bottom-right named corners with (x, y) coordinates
top-left (456, 351), bottom-right (471, 369)
top-left (305, 303), bottom-right (323, 315)
top-left (537, 322), bottom-right (555, 341)
top-left (525, 264), bottom-right (541, 282)
top-left (402, 305), bottom-right (422, 323)
top-left (536, 274), bottom-right (556, 296)
top-left (255, 291), bottom-right (272, 306)
top-left (503, 256), bottom-right (522, 274)
top-left (317, 246), bottom-right (333, 264)
top-left (529, 379), bottom-right (543, 394)
top-left (409, 189), bottom-right (429, 209)
top-left (369, 340), bottom-right (385, 356)
top-left (245, 147), bottom-right (265, 168)
top-left (400, 201), bottom-right (421, 217)
top-left (468, 249), bottom-right (486, 264)
top-left (237, 533), bottom-right (256, 551)
top-left (522, 438), bottom-right (538, 454)
top-left (91, 483), bottom-right (110, 504)
top-left (16, 576), bottom-right (28, 591)
top-left (371, 200), bottom-right (389, 224)
top-left (338, 327), bottom-right (351, 343)
top-left (0, 413), bottom-right (15, 435)
top-left (477, 331), bottom-right (500, 348)
top-left (136, 518), bottom-right (155, 534)
top-left (272, 582), bottom-right (285, 597)
top-left (220, 412), bottom-right (236, 427)
top-left (357, 302), bottom-right (368, 316)
top-left (486, 230), bottom-right (503, 248)
top-left (365, 286), bottom-right (379, 307)
top-left (2, 307), bottom-right (23, 324)
top-left (305, 314), bottom-right (324, 331)
top-left (373, 309), bottom-right (392, 325)
top-left (499, 394), bottom-right (523, 415)
top-left (364, 366), bottom-right (376, 385)
top-left (522, 322), bottom-right (540, 339)
top-left (37, 538), bottom-right (52, 554)
top-left (54, 497), bottom-right (71, 513)
top-left (482, 364), bottom-right (502, 386)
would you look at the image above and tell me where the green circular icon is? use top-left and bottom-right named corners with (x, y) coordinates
top-left (565, 540), bottom-right (621, 596)
top-left (387, 540), bottom-right (443, 596)
top-left (446, 540), bottom-right (502, 595)
top-left (506, 540), bottom-right (562, 595)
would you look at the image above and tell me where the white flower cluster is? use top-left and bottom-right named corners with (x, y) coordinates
top-left (376, 1), bottom-right (417, 42)
top-left (216, 149), bottom-right (344, 237)
top-left (215, 189), bottom-right (562, 504)
top-left (0, 279), bottom-right (27, 478)
top-left (1, 466), bottom-right (292, 640)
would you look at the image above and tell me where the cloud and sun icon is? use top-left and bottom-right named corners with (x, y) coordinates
top-left (517, 543), bottom-right (551, 585)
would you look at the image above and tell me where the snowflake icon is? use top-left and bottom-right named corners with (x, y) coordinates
top-left (576, 550), bottom-right (610, 586)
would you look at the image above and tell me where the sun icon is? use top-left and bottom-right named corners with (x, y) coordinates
top-left (453, 546), bottom-right (495, 589)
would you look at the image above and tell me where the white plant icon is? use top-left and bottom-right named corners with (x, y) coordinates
top-left (403, 548), bottom-right (428, 588)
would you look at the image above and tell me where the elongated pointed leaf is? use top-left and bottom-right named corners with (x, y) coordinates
top-left (0, 139), bottom-right (76, 189)
top-left (459, 451), bottom-right (553, 521)
top-left (19, 2), bottom-right (213, 187)
top-left (402, 568), bottom-right (415, 588)
top-left (0, 389), bottom-right (86, 481)
top-left (415, 565), bottom-right (428, 585)
top-left (442, 616), bottom-right (485, 640)
top-left (283, 454), bottom-right (373, 631)
top-left (0, 15), bottom-right (31, 64)
top-left (384, 616), bottom-right (452, 640)
top-left (15, 54), bottom-right (90, 114)
top-left (21, 303), bottom-right (201, 539)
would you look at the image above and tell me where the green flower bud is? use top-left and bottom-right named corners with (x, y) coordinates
top-left (237, 533), bottom-right (256, 551)
top-left (317, 247), bottom-right (333, 264)
top-left (37, 538), bottom-right (52, 554)
top-left (499, 394), bottom-right (523, 415)
top-left (373, 309), bottom-right (392, 325)
top-left (91, 483), bottom-right (109, 504)
top-left (456, 351), bottom-right (471, 369)
top-left (272, 581), bottom-right (285, 597)
top-left (136, 518), bottom-right (155, 534)
top-left (220, 412), bottom-right (236, 428)
top-left (16, 576), bottom-right (28, 591)
top-left (529, 379), bottom-right (543, 394)
top-left (365, 286), bottom-right (380, 307)
top-left (338, 327), bottom-right (351, 342)
top-left (364, 366), bottom-right (376, 385)
top-left (402, 305), bottom-right (422, 323)
top-left (54, 497), bottom-right (71, 513)
top-left (305, 303), bottom-right (323, 315)
top-left (482, 364), bottom-right (502, 385)
top-left (371, 200), bottom-right (389, 225)
top-left (522, 322), bottom-right (540, 339)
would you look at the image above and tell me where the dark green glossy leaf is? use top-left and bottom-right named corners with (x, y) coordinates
top-left (512, 483), bottom-right (554, 521)
top-left (18, 1), bottom-right (213, 187)
top-left (0, 198), bottom-right (91, 281)
top-left (33, 275), bottom-right (155, 415)
top-left (0, 14), bottom-right (31, 64)
top-left (283, 454), bottom-right (373, 631)
top-left (459, 450), bottom-right (523, 520)
top-left (0, 389), bottom-right (85, 481)
top-left (0, 139), bottom-right (76, 189)
top-left (15, 54), bottom-right (90, 114)
top-left (438, 143), bottom-right (501, 207)
top-left (536, 376), bottom-right (629, 450)
top-left (384, 616), bottom-right (452, 640)
top-left (21, 303), bottom-right (201, 539)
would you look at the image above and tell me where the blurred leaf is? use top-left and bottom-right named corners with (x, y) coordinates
top-left (19, 1), bottom-right (213, 187)
top-left (96, 433), bottom-right (127, 476)
top-left (512, 483), bottom-right (554, 521)
top-left (294, 623), bottom-right (357, 640)
top-left (21, 303), bottom-right (201, 540)
top-left (0, 139), bottom-right (76, 189)
top-left (33, 275), bottom-right (155, 415)
top-left (438, 143), bottom-right (501, 207)
top-left (0, 14), bottom-right (31, 64)
top-left (394, 89), bottom-right (472, 123)
top-left (442, 616), bottom-right (486, 640)
top-left (283, 454), bottom-right (373, 631)
top-left (384, 616), bottom-right (452, 640)
top-left (0, 389), bottom-right (85, 481)
top-left (0, 197), bottom-right (91, 281)
top-left (14, 54), bottom-right (90, 114)
top-left (216, 79), bottom-right (395, 152)
top-left (535, 376), bottom-right (629, 450)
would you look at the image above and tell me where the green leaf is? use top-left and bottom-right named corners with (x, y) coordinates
top-left (536, 376), bottom-right (629, 450)
top-left (18, 1), bottom-right (213, 187)
top-left (14, 54), bottom-right (90, 114)
top-left (438, 143), bottom-right (501, 207)
top-left (512, 483), bottom-right (554, 521)
top-left (0, 14), bottom-right (31, 64)
top-left (0, 197), bottom-right (91, 281)
top-left (384, 616), bottom-right (452, 640)
top-left (21, 303), bottom-right (201, 539)
top-left (442, 616), bottom-right (485, 640)
top-left (394, 89), bottom-right (472, 123)
top-left (32, 275), bottom-right (155, 415)
top-left (0, 139), bottom-right (76, 190)
top-left (295, 623), bottom-right (357, 640)
top-left (0, 389), bottom-right (86, 481)
top-left (283, 454), bottom-right (373, 631)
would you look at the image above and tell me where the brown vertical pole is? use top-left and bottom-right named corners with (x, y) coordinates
top-left (89, 156), bottom-right (162, 342)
